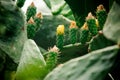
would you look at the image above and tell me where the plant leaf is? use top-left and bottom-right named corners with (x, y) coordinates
top-left (44, 45), bottom-right (119, 80)
top-left (44, 0), bottom-right (75, 20)
top-left (103, 2), bottom-right (120, 44)
top-left (16, 39), bottom-right (46, 80)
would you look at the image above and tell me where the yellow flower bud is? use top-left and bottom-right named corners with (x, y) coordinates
top-left (56, 25), bottom-right (65, 35)
top-left (96, 19), bottom-right (99, 27)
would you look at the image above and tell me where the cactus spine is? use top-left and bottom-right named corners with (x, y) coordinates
top-left (26, 2), bottom-right (36, 21)
top-left (86, 12), bottom-right (98, 36)
top-left (96, 5), bottom-right (107, 30)
top-left (56, 25), bottom-right (65, 49)
top-left (69, 21), bottom-right (77, 44)
top-left (80, 22), bottom-right (89, 44)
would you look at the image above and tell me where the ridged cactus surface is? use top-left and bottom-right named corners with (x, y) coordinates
top-left (45, 45), bottom-right (119, 80)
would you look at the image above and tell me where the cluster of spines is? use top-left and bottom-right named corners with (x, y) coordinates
top-left (69, 21), bottom-right (78, 44)
top-left (96, 4), bottom-right (107, 30)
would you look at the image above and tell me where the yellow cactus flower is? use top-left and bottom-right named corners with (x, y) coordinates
top-left (95, 19), bottom-right (99, 27)
top-left (69, 21), bottom-right (77, 28)
top-left (56, 25), bottom-right (65, 35)
top-left (81, 22), bottom-right (88, 30)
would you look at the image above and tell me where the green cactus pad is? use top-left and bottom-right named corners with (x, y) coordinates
top-left (27, 23), bottom-right (36, 39)
top-left (34, 17), bottom-right (42, 31)
top-left (88, 33), bottom-right (115, 52)
top-left (56, 34), bottom-right (64, 49)
top-left (59, 43), bottom-right (88, 63)
top-left (69, 28), bottom-right (77, 44)
top-left (80, 29), bottom-right (89, 44)
top-left (45, 45), bottom-right (119, 80)
top-left (16, 39), bottom-right (46, 80)
top-left (87, 19), bottom-right (98, 36)
top-left (96, 10), bottom-right (107, 30)
top-left (0, 0), bottom-right (27, 63)
top-left (26, 2), bottom-right (36, 21)
top-left (103, 2), bottom-right (120, 44)
top-left (0, 1), bottom-right (25, 41)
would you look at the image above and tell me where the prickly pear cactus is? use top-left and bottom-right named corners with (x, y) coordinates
top-left (27, 17), bottom-right (36, 39)
top-left (56, 25), bottom-right (65, 49)
top-left (86, 12), bottom-right (98, 36)
top-left (46, 46), bottom-right (59, 70)
top-left (69, 21), bottom-right (77, 44)
top-left (88, 31), bottom-right (115, 52)
top-left (45, 45), bottom-right (119, 80)
top-left (96, 4), bottom-right (107, 30)
top-left (34, 12), bottom-right (43, 31)
top-left (16, 39), bottom-right (46, 80)
top-left (80, 22), bottom-right (89, 44)
top-left (0, 0), bottom-right (27, 63)
top-left (0, 0), bottom-right (25, 41)
top-left (26, 2), bottom-right (36, 21)
top-left (103, 2), bottom-right (120, 44)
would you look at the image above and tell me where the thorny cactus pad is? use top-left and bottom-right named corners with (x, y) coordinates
top-left (56, 25), bottom-right (65, 49)
top-left (0, 0), bottom-right (25, 41)
top-left (27, 17), bottom-right (36, 39)
top-left (26, 2), bottom-right (36, 21)
top-left (96, 4), bottom-right (107, 30)
top-left (69, 21), bottom-right (77, 44)
top-left (86, 12), bottom-right (98, 36)
top-left (34, 12), bottom-right (43, 31)
top-left (80, 22), bottom-right (89, 44)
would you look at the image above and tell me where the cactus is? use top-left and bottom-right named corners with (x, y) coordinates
top-left (103, 2), bottom-right (120, 44)
top-left (69, 21), bottom-right (77, 44)
top-left (59, 43), bottom-right (88, 63)
top-left (88, 31), bottom-right (115, 52)
top-left (27, 17), bottom-right (36, 39)
top-left (26, 2), bottom-right (37, 21)
top-left (16, 39), bottom-right (46, 80)
top-left (56, 25), bottom-right (65, 49)
top-left (38, 46), bottom-right (60, 79)
top-left (16, 0), bottom-right (26, 8)
top-left (0, 0), bottom-right (25, 41)
top-left (44, 45), bottom-right (119, 80)
top-left (86, 12), bottom-right (98, 36)
top-left (96, 4), bottom-right (107, 30)
top-left (80, 22), bottom-right (89, 44)
top-left (46, 46), bottom-right (59, 70)
top-left (34, 12), bottom-right (43, 31)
